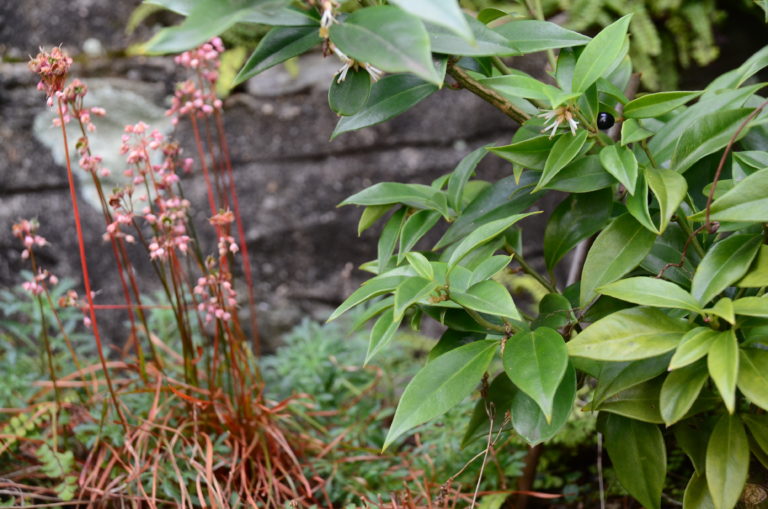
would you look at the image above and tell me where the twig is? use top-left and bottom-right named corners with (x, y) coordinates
top-left (461, 306), bottom-right (509, 334)
top-left (704, 98), bottom-right (768, 232)
top-left (505, 245), bottom-right (558, 293)
top-left (469, 399), bottom-right (496, 508)
top-left (446, 62), bottom-right (530, 124)
top-left (656, 224), bottom-right (707, 279)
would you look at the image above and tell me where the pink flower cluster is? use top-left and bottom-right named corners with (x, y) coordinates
top-left (12, 219), bottom-right (48, 260)
top-left (75, 136), bottom-right (109, 176)
top-left (28, 46), bottom-right (72, 99)
top-left (210, 210), bottom-right (239, 258)
top-left (119, 122), bottom-right (182, 188)
top-left (145, 196), bottom-right (192, 260)
top-left (166, 38), bottom-right (225, 123)
top-left (109, 122), bottom-right (194, 261)
top-left (194, 269), bottom-right (238, 323)
top-left (174, 38), bottom-right (224, 83)
top-left (11, 219), bottom-right (59, 297)
top-left (22, 269), bottom-right (58, 296)
top-left (166, 80), bottom-right (223, 123)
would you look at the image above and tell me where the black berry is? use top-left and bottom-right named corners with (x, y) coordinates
top-left (597, 112), bottom-right (615, 130)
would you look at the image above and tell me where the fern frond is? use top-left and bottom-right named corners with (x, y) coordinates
top-left (631, 5), bottom-right (662, 56)
top-left (566, 0), bottom-right (604, 30)
top-left (657, 35), bottom-right (680, 90)
top-left (683, 1), bottom-right (719, 66)
top-left (631, 46), bottom-right (659, 90)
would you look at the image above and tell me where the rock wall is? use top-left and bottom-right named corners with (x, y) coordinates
top-left (0, 1), bottom-right (549, 347)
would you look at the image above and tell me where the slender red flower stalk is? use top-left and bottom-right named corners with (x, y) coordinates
top-left (215, 110), bottom-right (261, 354)
top-left (56, 97), bottom-right (128, 431)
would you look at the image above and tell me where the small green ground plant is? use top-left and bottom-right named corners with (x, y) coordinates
top-left (143, 1), bottom-right (768, 507)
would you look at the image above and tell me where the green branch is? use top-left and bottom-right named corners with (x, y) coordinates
top-left (446, 62), bottom-right (531, 125)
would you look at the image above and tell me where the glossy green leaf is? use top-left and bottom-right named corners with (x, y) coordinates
top-left (669, 328), bottom-right (720, 370)
top-left (704, 44), bottom-right (768, 93)
top-left (143, 0), bottom-right (197, 14)
top-left (592, 354), bottom-right (671, 407)
top-left (448, 213), bottom-right (536, 266)
top-left (532, 293), bottom-right (573, 331)
top-left (684, 473), bottom-right (715, 509)
top-left (645, 166), bottom-right (687, 234)
top-left (341, 181), bottom-right (448, 216)
top-left (389, 0), bottom-right (473, 42)
top-left (544, 189), bottom-right (613, 270)
top-left (332, 74), bottom-right (438, 138)
top-left (660, 362), bottom-right (709, 425)
top-left (329, 7), bottom-right (440, 84)
top-left (676, 419), bottom-right (713, 474)
top-left (490, 136), bottom-right (553, 170)
top-left (536, 131), bottom-right (590, 191)
top-left (503, 327), bottom-right (567, 422)
top-left (366, 308), bottom-right (401, 364)
top-left (428, 329), bottom-right (483, 362)
top-left (691, 168), bottom-right (768, 223)
top-left (427, 16), bottom-right (519, 56)
top-left (580, 214), bottom-right (657, 306)
top-left (738, 245), bottom-right (768, 287)
top-left (626, 173), bottom-right (656, 233)
top-left (706, 297), bottom-right (735, 325)
top-left (493, 20), bottom-right (590, 53)
top-left (328, 68), bottom-right (371, 116)
top-left (469, 255), bottom-right (512, 286)
top-left (672, 108), bottom-right (753, 173)
top-left (623, 91), bottom-right (702, 119)
top-left (733, 296), bottom-right (768, 317)
top-left (510, 363), bottom-right (576, 445)
top-left (451, 280), bottom-right (520, 320)
top-left (393, 277), bottom-right (440, 321)
top-left (358, 205), bottom-right (391, 236)
top-left (447, 146), bottom-right (488, 211)
top-left (398, 210), bottom-right (441, 262)
top-left (602, 414), bottom-right (665, 509)
top-left (405, 252), bottom-right (434, 280)
top-left (749, 435), bottom-right (768, 470)
top-left (542, 155), bottom-right (614, 192)
top-left (733, 150), bottom-right (768, 173)
top-left (707, 329), bottom-right (739, 414)
top-left (690, 234), bottom-right (762, 305)
top-left (743, 414), bottom-right (768, 455)
top-left (435, 175), bottom-right (540, 250)
top-left (571, 14), bottom-right (632, 93)
top-left (738, 349), bottom-right (768, 411)
top-left (649, 85), bottom-right (762, 164)
top-left (599, 144), bottom-right (638, 195)
top-left (620, 118), bottom-right (655, 146)
top-left (377, 208), bottom-right (406, 273)
top-left (350, 297), bottom-right (393, 332)
top-left (328, 275), bottom-right (406, 321)
top-left (568, 307), bottom-right (688, 361)
top-left (462, 372), bottom-right (514, 447)
top-left (481, 74), bottom-right (564, 104)
top-left (384, 340), bottom-right (498, 449)
top-left (234, 26), bottom-right (320, 84)
top-left (597, 277), bottom-right (702, 313)
top-left (706, 414), bottom-right (749, 509)
top-left (144, 0), bottom-right (297, 54)
top-left (476, 8), bottom-right (508, 24)
top-left (594, 378), bottom-right (664, 423)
